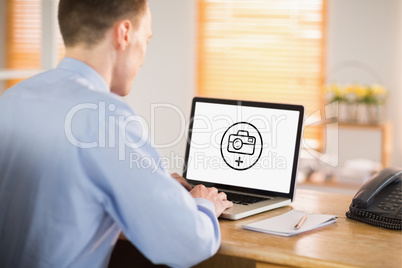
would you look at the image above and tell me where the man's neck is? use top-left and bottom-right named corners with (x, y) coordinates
top-left (64, 43), bottom-right (115, 88)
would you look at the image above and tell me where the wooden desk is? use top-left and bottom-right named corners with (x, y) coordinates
top-left (195, 189), bottom-right (402, 268)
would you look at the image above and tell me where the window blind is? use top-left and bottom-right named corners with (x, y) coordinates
top-left (197, 0), bottom-right (326, 143)
top-left (5, 0), bottom-right (64, 89)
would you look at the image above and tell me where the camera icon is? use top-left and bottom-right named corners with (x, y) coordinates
top-left (227, 130), bottom-right (256, 155)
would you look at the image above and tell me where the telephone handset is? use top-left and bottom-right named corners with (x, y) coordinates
top-left (346, 167), bottom-right (402, 230)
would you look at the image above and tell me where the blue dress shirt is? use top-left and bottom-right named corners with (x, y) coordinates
top-left (0, 58), bottom-right (220, 268)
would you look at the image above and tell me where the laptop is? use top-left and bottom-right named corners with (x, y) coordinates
top-left (183, 97), bottom-right (304, 220)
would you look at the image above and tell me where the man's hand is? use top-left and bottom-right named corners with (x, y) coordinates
top-left (190, 184), bottom-right (233, 218)
top-left (171, 173), bottom-right (192, 191)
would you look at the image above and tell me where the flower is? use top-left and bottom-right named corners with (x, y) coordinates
top-left (357, 84), bottom-right (388, 105)
top-left (369, 84), bottom-right (388, 105)
top-left (325, 83), bottom-right (388, 105)
top-left (324, 84), bottom-right (347, 102)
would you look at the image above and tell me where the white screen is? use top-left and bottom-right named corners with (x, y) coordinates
top-left (186, 102), bottom-right (301, 193)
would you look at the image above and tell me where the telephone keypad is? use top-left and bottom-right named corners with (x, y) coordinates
top-left (377, 189), bottom-right (402, 213)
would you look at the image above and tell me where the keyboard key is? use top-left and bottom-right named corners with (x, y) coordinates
top-left (225, 192), bottom-right (270, 205)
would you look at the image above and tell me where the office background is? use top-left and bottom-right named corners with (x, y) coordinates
top-left (0, 0), bottom-right (401, 188)
top-left (126, 0), bottom-right (402, 171)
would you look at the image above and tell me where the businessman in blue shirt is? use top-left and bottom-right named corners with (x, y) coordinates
top-left (0, 0), bottom-right (233, 267)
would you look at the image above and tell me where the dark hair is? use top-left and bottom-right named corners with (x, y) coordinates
top-left (58, 0), bottom-right (147, 47)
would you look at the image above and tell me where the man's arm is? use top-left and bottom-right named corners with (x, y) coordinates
top-left (80, 103), bottom-right (232, 267)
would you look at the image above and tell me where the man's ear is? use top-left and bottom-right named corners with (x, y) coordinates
top-left (114, 20), bottom-right (132, 50)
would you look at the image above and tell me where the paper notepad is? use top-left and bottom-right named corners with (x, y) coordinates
top-left (242, 210), bottom-right (338, 236)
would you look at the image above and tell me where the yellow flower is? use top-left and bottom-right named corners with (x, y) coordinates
top-left (352, 84), bottom-right (368, 98)
top-left (344, 85), bottom-right (355, 94)
top-left (371, 84), bottom-right (387, 96)
top-left (325, 83), bottom-right (388, 105)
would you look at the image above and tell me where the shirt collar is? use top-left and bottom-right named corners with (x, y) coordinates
top-left (57, 57), bottom-right (110, 94)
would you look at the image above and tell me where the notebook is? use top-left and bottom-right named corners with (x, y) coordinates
top-left (183, 97), bottom-right (304, 220)
top-left (242, 210), bottom-right (338, 236)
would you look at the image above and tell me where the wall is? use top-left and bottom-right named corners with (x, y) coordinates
top-left (326, 0), bottom-right (402, 168)
top-left (124, 0), bottom-right (402, 174)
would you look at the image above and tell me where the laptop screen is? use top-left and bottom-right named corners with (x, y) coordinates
top-left (183, 97), bottom-right (304, 199)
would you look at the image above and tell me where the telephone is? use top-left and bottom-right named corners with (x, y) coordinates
top-left (346, 167), bottom-right (402, 230)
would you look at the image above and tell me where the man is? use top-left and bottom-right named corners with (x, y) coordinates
top-left (0, 0), bottom-right (232, 267)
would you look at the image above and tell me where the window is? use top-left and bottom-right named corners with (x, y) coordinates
top-left (197, 0), bottom-right (326, 142)
top-left (4, 0), bottom-right (64, 89)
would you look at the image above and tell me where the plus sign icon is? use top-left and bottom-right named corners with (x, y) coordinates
top-left (220, 122), bottom-right (263, 171)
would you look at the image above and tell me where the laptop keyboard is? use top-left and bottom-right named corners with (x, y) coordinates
top-left (225, 192), bottom-right (270, 205)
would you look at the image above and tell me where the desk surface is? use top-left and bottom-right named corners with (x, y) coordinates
top-left (197, 189), bottom-right (402, 268)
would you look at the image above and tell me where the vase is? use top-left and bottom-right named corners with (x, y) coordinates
top-left (337, 101), bottom-right (348, 122)
top-left (367, 104), bottom-right (384, 124)
top-left (356, 103), bottom-right (384, 124)
top-left (356, 103), bottom-right (369, 124)
top-left (346, 102), bottom-right (358, 123)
